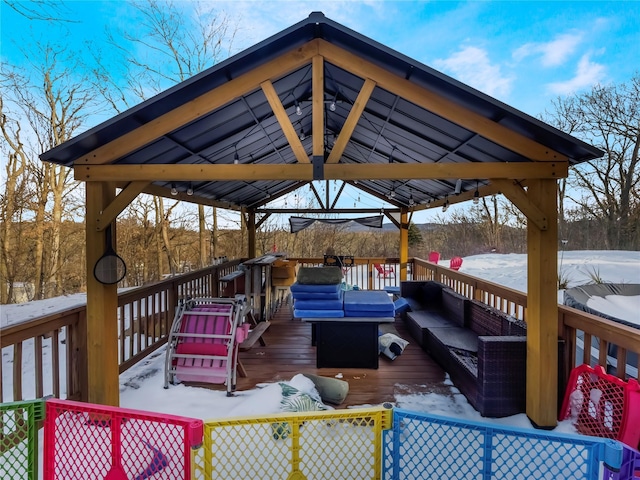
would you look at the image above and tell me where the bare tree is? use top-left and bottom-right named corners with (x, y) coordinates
top-left (92, 0), bottom-right (239, 267)
top-left (3, 43), bottom-right (96, 297)
top-left (0, 98), bottom-right (31, 303)
top-left (543, 74), bottom-right (640, 250)
top-left (5, 1), bottom-right (76, 22)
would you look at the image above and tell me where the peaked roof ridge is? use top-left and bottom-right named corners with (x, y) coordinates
top-left (42, 11), bottom-right (600, 167)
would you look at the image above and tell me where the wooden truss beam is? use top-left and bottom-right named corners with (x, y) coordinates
top-left (317, 39), bottom-right (567, 162)
top-left (261, 80), bottom-right (310, 164)
top-left (491, 179), bottom-right (548, 230)
top-left (131, 183), bottom-right (240, 211)
top-left (95, 181), bottom-right (149, 231)
top-left (77, 40), bottom-right (320, 165)
top-left (326, 78), bottom-right (376, 164)
top-left (78, 161), bottom-right (568, 182)
top-left (312, 55), bottom-right (325, 158)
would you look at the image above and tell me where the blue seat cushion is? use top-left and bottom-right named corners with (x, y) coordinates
top-left (293, 298), bottom-right (344, 310)
top-left (290, 282), bottom-right (342, 294)
top-left (291, 292), bottom-right (342, 300)
top-left (343, 290), bottom-right (393, 313)
top-left (293, 309), bottom-right (345, 318)
top-left (393, 297), bottom-right (411, 314)
top-left (344, 309), bottom-right (394, 317)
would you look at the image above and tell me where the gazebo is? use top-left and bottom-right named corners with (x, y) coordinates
top-left (40, 12), bottom-right (602, 428)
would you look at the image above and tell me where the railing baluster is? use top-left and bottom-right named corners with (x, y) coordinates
top-left (35, 335), bottom-right (43, 399)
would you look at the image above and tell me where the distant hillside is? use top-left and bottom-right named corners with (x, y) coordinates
top-left (346, 222), bottom-right (439, 232)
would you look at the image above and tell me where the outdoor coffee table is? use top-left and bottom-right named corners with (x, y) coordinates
top-left (301, 317), bottom-right (394, 369)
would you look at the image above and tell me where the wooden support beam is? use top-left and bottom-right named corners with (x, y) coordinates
top-left (95, 181), bottom-right (149, 231)
top-left (312, 55), bottom-right (324, 157)
top-left (384, 211), bottom-right (400, 228)
top-left (247, 210), bottom-right (256, 259)
top-left (260, 80), bottom-right (310, 164)
top-left (400, 209), bottom-right (409, 281)
top-left (85, 182), bottom-right (119, 406)
top-left (526, 178), bottom-right (559, 428)
top-left (425, 182), bottom-right (502, 210)
top-left (77, 161), bottom-right (567, 182)
top-left (256, 207), bottom-right (400, 214)
top-left (491, 179), bottom-right (548, 230)
top-left (255, 212), bottom-right (271, 229)
top-left (326, 78), bottom-right (376, 163)
top-left (318, 40), bottom-right (567, 163)
top-left (136, 183), bottom-right (241, 210)
top-left (78, 40), bottom-right (319, 165)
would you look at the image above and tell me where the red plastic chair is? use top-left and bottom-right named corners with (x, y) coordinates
top-left (428, 251), bottom-right (440, 264)
top-left (449, 256), bottom-right (463, 271)
top-left (374, 263), bottom-right (395, 278)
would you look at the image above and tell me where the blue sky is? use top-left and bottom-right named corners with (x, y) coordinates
top-left (3, 1), bottom-right (638, 117)
top-left (2, 0), bottom-right (638, 223)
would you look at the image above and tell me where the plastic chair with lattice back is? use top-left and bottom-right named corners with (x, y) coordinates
top-left (374, 263), bottom-right (395, 278)
top-left (449, 256), bottom-right (463, 271)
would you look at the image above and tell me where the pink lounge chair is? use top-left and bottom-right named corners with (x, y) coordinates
top-left (164, 297), bottom-right (247, 396)
top-left (374, 263), bottom-right (395, 278)
top-left (449, 256), bottom-right (463, 271)
top-left (428, 251), bottom-right (440, 264)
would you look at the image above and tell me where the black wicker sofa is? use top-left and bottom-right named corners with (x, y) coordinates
top-left (400, 281), bottom-right (532, 417)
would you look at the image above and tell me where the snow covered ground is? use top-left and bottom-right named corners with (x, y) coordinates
top-left (1, 251), bottom-right (638, 429)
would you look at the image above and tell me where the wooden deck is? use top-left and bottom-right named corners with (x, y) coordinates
top-left (232, 298), bottom-right (452, 407)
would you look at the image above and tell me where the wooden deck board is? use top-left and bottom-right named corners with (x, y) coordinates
top-left (229, 302), bottom-right (452, 407)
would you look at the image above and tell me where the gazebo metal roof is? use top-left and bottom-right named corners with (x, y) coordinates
top-left (40, 12), bottom-right (601, 213)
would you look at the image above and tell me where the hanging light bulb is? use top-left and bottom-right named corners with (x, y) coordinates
top-left (299, 127), bottom-right (306, 141)
top-left (233, 150), bottom-right (239, 164)
top-left (409, 194), bottom-right (415, 206)
top-left (170, 183), bottom-right (178, 195)
top-left (186, 182), bottom-right (194, 196)
top-left (294, 99), bottom-right (302, 116)
top-left (330, 100), bottom-right (336, 111)
top-left (442, 195), bottom-right (449, 212)
top-left (473, 181), bottom-right (480, 204)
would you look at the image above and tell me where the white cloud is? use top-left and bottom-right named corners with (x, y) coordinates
top-left (513, 33), bottom-right (583, 67)
top-left (433, 46), bottom-right (514, 99)
top-left (546, 53), bottom-right (607, 95)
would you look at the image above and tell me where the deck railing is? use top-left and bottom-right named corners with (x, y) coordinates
top-left (413, 258), bottom-right (640, 382)
top-left (1, 256), bottom-right (637, 405)
top-left (0, 260), bottom-right (242, 403)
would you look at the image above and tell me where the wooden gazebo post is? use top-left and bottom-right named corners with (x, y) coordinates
top-left (85, 181), bottom-right (120, 406)
top-left (526, 178), bottom-right (559, 428)
top-left (399, 208), bottom-right (409, 281)
top-left (247, 209), bottom-right (256, 258)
